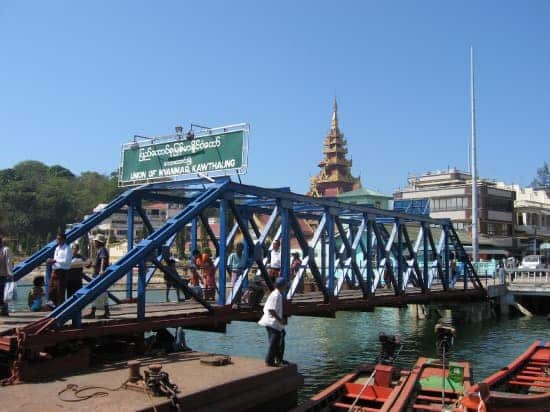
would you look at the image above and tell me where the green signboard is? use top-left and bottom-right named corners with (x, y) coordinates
top-left (119, 127), bottom-right (247, 187)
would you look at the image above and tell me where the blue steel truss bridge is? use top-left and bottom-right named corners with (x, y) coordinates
top-left (0, 178), bottom-right (485, 382)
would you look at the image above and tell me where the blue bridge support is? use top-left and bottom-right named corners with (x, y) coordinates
top-left (8, 178), bottom-right (484, 334)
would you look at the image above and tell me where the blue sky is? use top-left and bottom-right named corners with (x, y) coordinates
top-left (1, 1), bottom-right (548, 194)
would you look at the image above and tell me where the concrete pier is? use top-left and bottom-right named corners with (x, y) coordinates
top-left (410, 301), bottom-right (494, 323)
top-left (1, 351), bottom-right (303, 412)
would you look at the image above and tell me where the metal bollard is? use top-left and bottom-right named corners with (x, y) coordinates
top-left (128, 360), bottom-right (142, 382)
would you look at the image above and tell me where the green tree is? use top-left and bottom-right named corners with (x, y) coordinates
top-left (49, 165), bottom-right (75, 179)
top-left (531, 162), bottom-right (550, 189)
top-left (0, 161), bottom-right (123, 254)
top-left (74, 171), bottom-right (121, 217)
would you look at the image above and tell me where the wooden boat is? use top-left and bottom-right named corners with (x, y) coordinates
top-left (461, 340), bottom-right (550, 411)
top-left (295, 357), bottom-right (473, 412)
top-left (296, 327), bottom-right (473, 412)
top-left (293, 363), bottom-right (411, 411)
top-left (392, 357), bottom-right (474, 411)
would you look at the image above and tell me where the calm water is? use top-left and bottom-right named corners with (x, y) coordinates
top-left (12, 285), bottom-right (549, 402)
top-left (181, 307), bottom-right (548, 401)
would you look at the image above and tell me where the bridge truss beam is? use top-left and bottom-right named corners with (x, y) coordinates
top-left (8, 179), bottom-right (484, 335)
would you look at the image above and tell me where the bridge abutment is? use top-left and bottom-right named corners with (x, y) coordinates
top-left (411, 301), bottom-right (494, 324)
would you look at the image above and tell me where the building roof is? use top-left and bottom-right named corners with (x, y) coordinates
top-left (145, 202), bottom-right (169, 210)
top-left (337, 187), bottom-right (391, 200)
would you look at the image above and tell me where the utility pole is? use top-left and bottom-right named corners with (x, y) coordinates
top-left (470, 46), bottom-right (479, 262)
top-left (533, 227), bottom-right (537, 255)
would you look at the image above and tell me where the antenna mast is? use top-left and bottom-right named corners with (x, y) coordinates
top-left (470, 46), bottom-right (479, 262)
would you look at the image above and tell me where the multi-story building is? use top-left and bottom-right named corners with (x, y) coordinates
top-left (394, 169), bottom-right (516, 256)
top-left (91, 202), bottom-right (179, 240)
top-left (495, 182), bottom-right (550, 254)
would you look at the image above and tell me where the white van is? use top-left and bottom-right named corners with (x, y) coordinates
top-left (519, 255), bottom-right (548, 270)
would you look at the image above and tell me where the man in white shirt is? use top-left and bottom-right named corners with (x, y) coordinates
top-left (46, 232), bottom-right (72, 306)
top-left (258, 276), bottom-right (288, 367)
top-left (0, 236), bottom-right (14, 316)
top-left (268, 239), bottom-right (281, 283)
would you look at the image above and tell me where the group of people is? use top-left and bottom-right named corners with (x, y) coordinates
top-left (0, 232), bottom-right (110, 317)
top-left (1, 233), bottom-right (292, 367)
top-left (45, 232), bottom-right (82, 308)
top-left (164, 249), bottom-right (218, 302)
top-left (44, 232), bottom-right (110, 318)
top-left (268, 240), bottom-right (304, 289)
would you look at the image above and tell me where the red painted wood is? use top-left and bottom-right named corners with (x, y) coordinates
top-left (343, 383), bottom-right (392, 402)
top-left (509, 379), bottom-right (550, 388)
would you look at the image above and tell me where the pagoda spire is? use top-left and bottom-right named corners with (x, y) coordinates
top-left (331, 98), bottom-right (339, 132)
top-left (308, 99), bottom-right (362, 197)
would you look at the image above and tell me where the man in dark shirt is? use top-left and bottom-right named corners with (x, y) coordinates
top-left (84, 234), bottom-right (110, 319)
top-left (67, 244), bottom-right (89, 298)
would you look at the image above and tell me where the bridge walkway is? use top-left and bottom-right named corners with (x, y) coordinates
top-left (0, 282), bottom-right (482, 354)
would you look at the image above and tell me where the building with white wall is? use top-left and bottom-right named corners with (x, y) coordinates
top-left (394, 168), bottom-right (516, 257)
top-left (496, 182), bottom-right (550, 254)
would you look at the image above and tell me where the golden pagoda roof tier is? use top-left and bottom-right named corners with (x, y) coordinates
top-left (324, 136), bottom-right (347, 145)
top-left (319, 158), bottom-right (352, 168)
top-left (309, 99), bottom-right (362, 198)
top-left (323, 146), bottom-right (348, 155)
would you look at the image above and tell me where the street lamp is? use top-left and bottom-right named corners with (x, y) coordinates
top-left (131, 134), bottom-right (153, 149)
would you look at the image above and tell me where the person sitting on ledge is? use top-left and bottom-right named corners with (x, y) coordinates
top-left (28, 276), bottom-right (52, 312)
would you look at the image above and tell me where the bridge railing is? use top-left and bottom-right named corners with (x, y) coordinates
top-left (506, 268), bottom-right (550, 284)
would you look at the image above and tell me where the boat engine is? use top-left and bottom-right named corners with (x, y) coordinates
top-left (378, 332), bottom-right (401, 365)
top-left (435, 323), bottom-right (456, 358)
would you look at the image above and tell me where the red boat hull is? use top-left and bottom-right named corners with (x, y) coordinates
top-left (462, 340), bottom-right (550, 412)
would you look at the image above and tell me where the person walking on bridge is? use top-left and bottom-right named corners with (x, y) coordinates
top-left (84, 234), bottom-right (110, 319)
top-left (258, 277), bottom-right (289, 367)
top-left (267, 239), bottom-right (281, 283)
top-left (227, 242), bottom-right (247, 292)
top-left (0, 236), bottom-right (14, 316)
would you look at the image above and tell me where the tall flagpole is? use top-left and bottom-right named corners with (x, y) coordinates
top-left (470, 46), bottom-right (479, 262)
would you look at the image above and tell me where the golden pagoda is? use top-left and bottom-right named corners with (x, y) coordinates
top-left (308, 100), bottom-right (362, 197)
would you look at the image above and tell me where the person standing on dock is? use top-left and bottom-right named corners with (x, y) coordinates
top-left (0, 236), bottom-right (14, 316)
top-left (47, 232), bottom-right (73, 306)
top-left (258, 277), bottom-right (288, 367)
top-left (84, 234), bottom-right (110, 319)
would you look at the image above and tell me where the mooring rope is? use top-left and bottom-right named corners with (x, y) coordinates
top-left (57, 379), bottom-right (160, 412)
top-left (347, 344), bottom-right (403, 412)
top-left (57, 380), bottom-right (129, 402)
